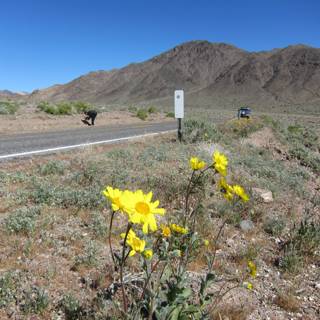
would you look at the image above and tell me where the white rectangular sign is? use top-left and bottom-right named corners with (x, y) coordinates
top-left (174, 90), bottom-right (184, 118)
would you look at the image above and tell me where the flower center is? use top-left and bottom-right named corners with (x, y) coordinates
top-left (114, 197), bottom-right (121, 208)
top-left (135, 202), bottom-right (150, 215)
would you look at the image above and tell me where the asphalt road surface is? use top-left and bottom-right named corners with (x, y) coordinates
top-left (0, 121), bottom-right (176, 160)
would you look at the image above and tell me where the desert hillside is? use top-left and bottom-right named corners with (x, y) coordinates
top-left (22, 41), bottom-right (320, 109)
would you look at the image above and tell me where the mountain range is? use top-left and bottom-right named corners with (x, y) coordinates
top-left (2, 41), bottom-right (320, 109)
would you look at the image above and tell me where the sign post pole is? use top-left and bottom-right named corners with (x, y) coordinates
top-left (174, 90), bottom-right (184, 142)
top-left (178, 118), bottom-right (182, 142)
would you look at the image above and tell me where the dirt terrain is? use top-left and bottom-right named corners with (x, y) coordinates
top-left (0, 110), bottom-right (172, 136)
top-left (0, 111), bottom-right (319, 319)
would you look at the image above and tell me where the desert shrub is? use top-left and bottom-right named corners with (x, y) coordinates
top-left (73, 240), bottom-right (100, 268)
top-left (4, 206), bottom-right (41, 234)
top-left (20, 286), bottom-right (49, 314)
top-left (136, 108), bottom-right (148, 120)
top-left (56, 102), bottom-right (73, 115)
top-left (37, 101), bottom-right (93, 115)
top-left (279, 244), bottom-right (303, 273)
top-left (260, 115), bottom-right (281, 131)
top-left (234, 145), bottom-right (309, 196)
top-left (274, 290), bottom-right (300, 312)
top-left (30, 182), bottom-right (57, 205)
top-left (55, 187), bottom-right (104, 209)
top-left (37, 101), bottom-right (58, 114)
top-left (0, 272), bottom-right (16, 308)
top-left (128, 105), bottom-right (137, 113)
top-left (166, 111), bottom-right (174, 118)
top-left (73, 101), bottom-right (91, 113)
top-left (70, 162), bottom-right (103, 186)
top-left (30, 182), bottom-right (103, 209)
top-left (89, 211), bottom-right (108, 238)
top-left (184, 119), bottom-right (222, 143)
top-left (219, 118), bottom-right (264, 138)
top-left (38, 160), bottom-right (66, 175)
top-left (0, 101), bottom-right (19, 114)
top-left (138, 145), bottom-right (169, 163)
top-left (263, 217), bottom-right (286, 236)
top-left (60, 294), bottom-right (83, 320)
top-left (288, 220), bottom-right (320, 256)
top-left (289, 145), bottom-right (320, 173)
top-left (147, 106), bottom-right (157, 114)
top-left (279, 220), bottom-right (320, 273)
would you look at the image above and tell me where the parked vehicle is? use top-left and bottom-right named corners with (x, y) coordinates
top-left (237, 107), bottom-right (251, 119)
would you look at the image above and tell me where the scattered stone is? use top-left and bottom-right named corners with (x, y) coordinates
top-left (240, 219), bottom-right (254, 232)
top-left (315, 283), bottom-right (320, 290)
top-left (252, 187), bottom-right (273, 203)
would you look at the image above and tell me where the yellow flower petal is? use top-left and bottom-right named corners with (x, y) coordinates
top-left (213, 151), bottom-right (228, 176)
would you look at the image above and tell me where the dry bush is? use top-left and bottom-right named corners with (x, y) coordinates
top-left (274, 290), bottom-right (300, 312)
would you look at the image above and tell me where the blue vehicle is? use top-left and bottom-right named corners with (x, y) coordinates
top-left (237, 107), bottom-right (251, 119)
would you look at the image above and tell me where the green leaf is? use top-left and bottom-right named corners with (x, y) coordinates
top-left (169, 306), bottom-right (182, 320)
top-left (178, 287), bottom-right (192, 299)
top-left (206, 272), bottom-right (215, 282)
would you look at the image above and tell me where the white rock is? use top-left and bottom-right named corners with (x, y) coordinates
top-left (252, 187), bottom-right (273, 203)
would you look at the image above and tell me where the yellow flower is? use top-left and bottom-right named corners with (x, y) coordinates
top-left (233, 185), bottom-right (249, 202)
top-left (204, 239), bottom-right (209, 247)
top-left (245, 282), bottom-right (253, 290)
top-left (189, 157), bottom-right (206, 170)
top-left (248, 261), bottom-right (257, 278)
top-left (218, 178), bottom-right (234, 201)
top-left (120, 229), bottom-right (146, 256)
top-left (170, 223), bottom-right (188, 234)
top-left (143, 249), bottom-right (153, 260)
top-left (213, 150), bottom-right (228, 176)
top-left (122, 190), bottom-right (165, 234)
top-left (102, 186), bottom-right (125, 211)
top-left (161, 225), bottom-right (171, 238)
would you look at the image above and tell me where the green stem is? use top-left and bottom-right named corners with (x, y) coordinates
top-left (120, 223), bottom-right (132, 314)
top-left (184, 170), bottom-right (195, 226)
top-left (108, 210), bottom-right (116, 268)
top-left (140, 259), bottom-right (160, 300)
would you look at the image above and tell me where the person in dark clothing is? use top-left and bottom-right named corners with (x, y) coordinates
top-left (82, 110), bottom-right (97, 126)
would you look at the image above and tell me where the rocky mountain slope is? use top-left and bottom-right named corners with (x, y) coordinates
top-left (9, 41), bottom-right (320, 107)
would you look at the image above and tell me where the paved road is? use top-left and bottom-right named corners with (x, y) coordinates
top-left (0, 121), bottom-right (176, 160)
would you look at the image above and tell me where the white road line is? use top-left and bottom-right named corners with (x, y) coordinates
top-left (0, 129), bottom-right (176, 160)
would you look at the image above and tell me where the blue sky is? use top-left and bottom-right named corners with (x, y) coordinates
top-left (1, 0), bottom-right (319, 92)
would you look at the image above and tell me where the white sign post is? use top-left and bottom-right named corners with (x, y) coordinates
top-left (174, 90), bottom-right (184, 142)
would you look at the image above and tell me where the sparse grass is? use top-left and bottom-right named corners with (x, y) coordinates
top-left (38, 160), bottom-right (66, 175)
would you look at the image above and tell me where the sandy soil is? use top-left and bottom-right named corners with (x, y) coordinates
top-left (0, 110), bottom-right (173, 136)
